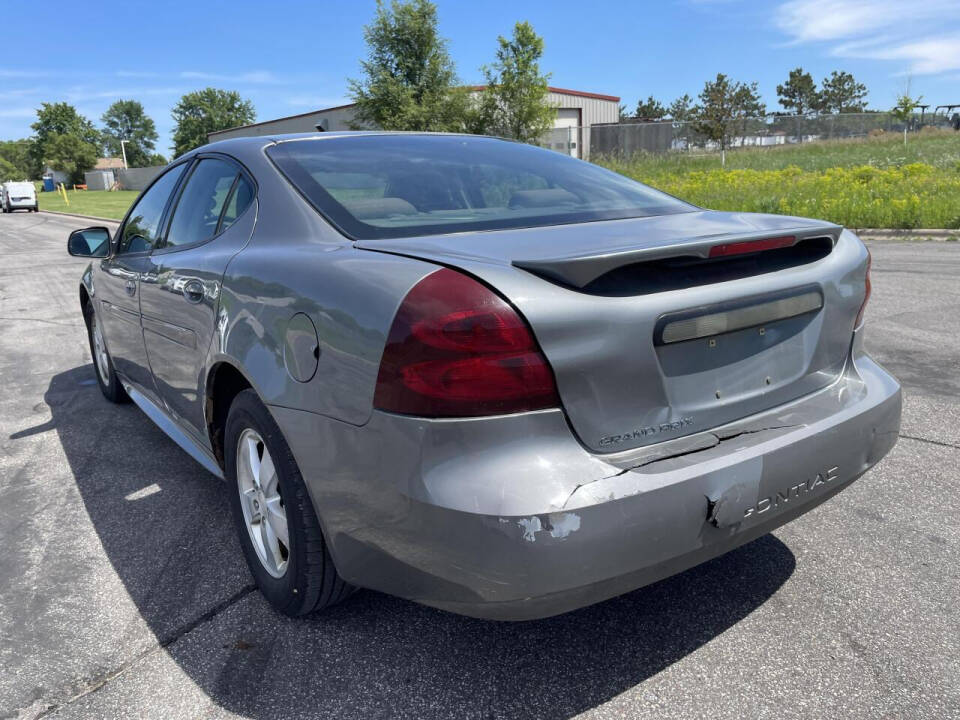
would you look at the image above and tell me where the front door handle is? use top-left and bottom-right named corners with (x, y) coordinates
top-left (183, 279), bottom-right (205, 304)
top-left (124, 280), bottom-right (136, 297)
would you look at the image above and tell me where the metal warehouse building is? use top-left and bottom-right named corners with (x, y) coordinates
top-left (207, 87), bottom-right (620, 159)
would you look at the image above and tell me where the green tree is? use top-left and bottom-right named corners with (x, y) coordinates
top-left (891, 92), bottom-right (923, 145)
top-left (777, 67), bottom-right (819, 115)
top-left (42, 133), bottom-right (98, 184)
top-left (668, 94), bottom-right (694, 122)
top-left (818, 70), bottom-right (868, 113)
top-left (477, 21), bottom-right (556, 143)
top-left (171, 88), bottom-right (256, 157)
top-left (147, 152), bottom-right (169, 166)
top-left (0, 157), bottom-right (18, 183)
top-left (30, 103), bottom-right (100, 176)
top-left (693, 73), bottom-right (766, 164)
top-left (0, 139), bottom-right (33, 179)
top-left (101, 100), bottom-right (159, 167)
top-left (634, 95), bottom-right (666, 120)
top-left (348, 0), bottom-right (468, 132)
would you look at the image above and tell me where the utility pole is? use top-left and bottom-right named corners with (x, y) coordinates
top-left (120, 140), bottom-right (129, 169)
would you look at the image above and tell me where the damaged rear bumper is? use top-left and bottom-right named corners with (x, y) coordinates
top-left (272, 339), bottom-right (901, 621)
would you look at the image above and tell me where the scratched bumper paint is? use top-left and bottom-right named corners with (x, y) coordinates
top-left (270, 338), bottom-right (901, 621)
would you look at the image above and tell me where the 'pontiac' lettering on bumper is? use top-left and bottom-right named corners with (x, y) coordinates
top-left (743, 466), bottom-right (840, 518)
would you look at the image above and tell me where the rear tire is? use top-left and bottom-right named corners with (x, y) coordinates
top-left (225, 389), bottom-right (354, 616)
top-left (83, 302), bottom-right (129, 403)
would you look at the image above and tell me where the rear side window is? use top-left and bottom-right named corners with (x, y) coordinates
top-left (164, 158), bottom-right (240, 249)
top-left (219, 174), bottom-right (254, 229)
top-left (118, 163), bottom-right (187, 254)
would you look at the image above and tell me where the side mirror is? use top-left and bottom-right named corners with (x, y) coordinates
top-left (67, 227), bottom-right (111, 258)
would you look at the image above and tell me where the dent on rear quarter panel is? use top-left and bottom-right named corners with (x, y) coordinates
top-left (215, 180), bottom-right (438, 426)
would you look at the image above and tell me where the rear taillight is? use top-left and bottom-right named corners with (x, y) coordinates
top-left (855, 248), bottom-right (872, 328)
top-left (374, 268), bottom-right (560, 417)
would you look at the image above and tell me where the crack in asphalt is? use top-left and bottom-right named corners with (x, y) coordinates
top-left (30, 584), bottom-right (257, 719)
top-left (898, 434), bottom-right (960, 451)
top-left (0, 317), bottom-right (83, 327)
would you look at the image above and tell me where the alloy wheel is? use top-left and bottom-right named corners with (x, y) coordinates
top-left (91, 314), bottom-right (110, 385)
top-left (236, 428), bottom-right (289, 578)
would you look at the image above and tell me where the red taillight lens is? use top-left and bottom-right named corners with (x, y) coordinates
top-left (855, 248), bottom-right (872, 328)
top-left (374, 268), bottom-right (560, 417)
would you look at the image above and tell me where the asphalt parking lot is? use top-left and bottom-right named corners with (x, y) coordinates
top-left (0, 210), bottom-right (957, 720)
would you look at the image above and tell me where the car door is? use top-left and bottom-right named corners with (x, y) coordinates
top-left (94, 162), bottom-right (188, 392)
top-left (138, 155), bottom-right (257, 437)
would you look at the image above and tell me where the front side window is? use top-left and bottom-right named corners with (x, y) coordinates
top-left (164, 158), bottom-right (241, 249)
top-left (267, 135), bottom-right (694, 240)
top-left (118, 163), bottom-right (187, 254)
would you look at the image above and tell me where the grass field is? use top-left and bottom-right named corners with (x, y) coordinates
top-left (598, 129), bottom-right (960, 229)
top-left (37, 189), bottom-right (139, 220)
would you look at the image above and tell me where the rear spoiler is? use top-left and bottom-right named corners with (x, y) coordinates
top-left (511, 224), bottom-right (842, 289)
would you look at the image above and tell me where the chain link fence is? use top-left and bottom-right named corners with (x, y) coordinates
top-left (542, 111), bottom-right (960, 162)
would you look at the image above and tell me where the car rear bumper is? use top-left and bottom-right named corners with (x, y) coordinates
top-left (272, 335), bottom-right (901, 620)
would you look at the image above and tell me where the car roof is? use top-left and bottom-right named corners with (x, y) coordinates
top-left (193, 131), bottom-right (510, 160)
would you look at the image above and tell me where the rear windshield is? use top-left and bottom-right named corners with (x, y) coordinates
top-left (266, 135), bottom-right (694, 240)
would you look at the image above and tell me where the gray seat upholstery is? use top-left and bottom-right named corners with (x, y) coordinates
top-left (342, 197), bottom-right (418, 220)
top-left (509, 188), bottom-right (579, 209)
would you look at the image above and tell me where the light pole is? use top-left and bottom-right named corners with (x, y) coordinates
top-left (120, 140), bottom-right (129, 169)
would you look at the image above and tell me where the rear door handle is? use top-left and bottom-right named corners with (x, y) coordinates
top-left (183, 279), bottom-right (205, 304)
top-left (124, 280), bottom-right (136, 297)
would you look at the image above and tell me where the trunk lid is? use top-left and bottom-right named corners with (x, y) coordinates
top-left (358, 210), bottom-right (867, 453)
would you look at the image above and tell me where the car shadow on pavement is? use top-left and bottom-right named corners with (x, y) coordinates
top-left (39, 364), bottom-right (797, 719)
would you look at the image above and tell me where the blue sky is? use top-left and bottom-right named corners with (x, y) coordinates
top-left (3, 0), bottom-right (958, 155)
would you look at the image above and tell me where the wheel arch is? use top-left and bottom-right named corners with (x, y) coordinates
top-left (79, 263), bottom-right (95, 320)
top-left (205, 359), bottom-right (257, 469)
top-left (79, 284), bottom-right (92, 329)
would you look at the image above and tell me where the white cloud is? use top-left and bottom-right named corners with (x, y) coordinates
top-left (0, 69), bottom-right (51, 78)
top-left (0, 87), bottom-right (41, 98)
top-left (115, 70), bottom-right (161, 79)
top-left (836, 33), bottom-right (960, 75)
top-left (0, 107), bottom-right (36, 118)
top-left (774, 0), bottom-right (960, 75)
top-left (62, 86), bottom-right (186, 102)
top-left (179, 70), bottom-right (284, 85)
top-left (285, 94), bottom-right (350, 108)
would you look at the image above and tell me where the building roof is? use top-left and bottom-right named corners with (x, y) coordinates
top-left (209, 86), bottom-right (621, 138)
top-left (471, 86), bottom-right (620, 102)
top-left (94, 157), bottom-right (125, 170)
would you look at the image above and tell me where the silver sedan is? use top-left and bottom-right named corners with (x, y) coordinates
top-left (67, 132), bottom-right (901, 620)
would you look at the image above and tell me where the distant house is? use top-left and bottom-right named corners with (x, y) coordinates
top-left (41, 167), bottom-right (69, 186)
top-left (81, 158), bottom-right (127, 190)
top-left (94, 157), bottom-right (126, 172)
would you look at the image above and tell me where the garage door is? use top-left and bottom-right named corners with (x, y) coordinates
top-left (553, 109), bottom-right (581, 158)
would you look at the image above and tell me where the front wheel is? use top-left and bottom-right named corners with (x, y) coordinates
top-left (225, 389), bottom-right (354, 616)
top-left (84, 303), bottom-right (128, 403)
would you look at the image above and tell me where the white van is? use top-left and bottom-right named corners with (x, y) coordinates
top-left (2, 182), bottom-right (38, 213)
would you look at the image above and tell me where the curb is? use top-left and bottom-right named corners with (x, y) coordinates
top-left (39, 210), bottom-right (120, 224)
top-left (856, 228), bottom-right (959, 242)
